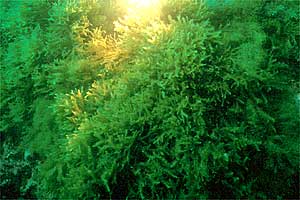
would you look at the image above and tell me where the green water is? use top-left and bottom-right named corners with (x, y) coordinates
top-left (1, 0), bottom-right (299, 199)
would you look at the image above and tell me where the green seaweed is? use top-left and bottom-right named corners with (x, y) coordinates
top-left (0, 0), bottom-right (299, 199)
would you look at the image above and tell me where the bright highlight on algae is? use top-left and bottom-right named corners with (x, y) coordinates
top-left (1, 0), bottom-right (299, 199)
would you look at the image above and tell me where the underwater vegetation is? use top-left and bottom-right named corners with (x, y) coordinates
top-left (0, 0), bottom-right (299, 199)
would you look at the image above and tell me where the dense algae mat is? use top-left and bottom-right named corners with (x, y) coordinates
top-left (0, 0), bottom-right (299, 199)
